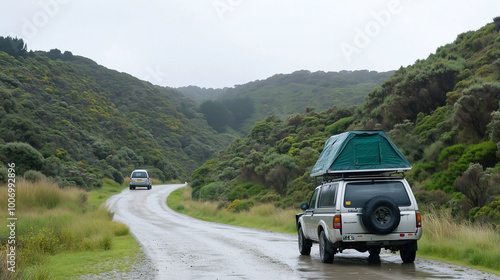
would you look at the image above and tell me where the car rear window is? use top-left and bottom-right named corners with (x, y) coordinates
top-left (344, 181), bottom-right (410, 208)
top-left (132, 172), bottom-right (147, 178)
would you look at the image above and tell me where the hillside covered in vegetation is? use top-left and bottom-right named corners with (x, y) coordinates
top-left (178, 70), bottom-right (393, 133)
top-left (0, 38), bottom-right (229, 188)
top-left (192, 18), bottom-right (500, 223)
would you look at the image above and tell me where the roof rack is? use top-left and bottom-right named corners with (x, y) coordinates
top-left (316, 170), bottom-right (405, 184)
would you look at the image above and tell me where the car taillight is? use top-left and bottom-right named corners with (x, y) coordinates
top-left (333, 214), bottom-right (341, 229)
top-left (416, 211), bottom-right (422, 228)
top-left (129, 177), bottom-right (132, 182)
top-left (147, 177), bottom-right (150, 182)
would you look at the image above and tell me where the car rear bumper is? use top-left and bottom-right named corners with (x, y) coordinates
top-left (130, 182), bottom-right (150, 187)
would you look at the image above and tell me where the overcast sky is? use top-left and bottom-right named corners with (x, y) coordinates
top-left (2, 1), bottom-right (499, 88)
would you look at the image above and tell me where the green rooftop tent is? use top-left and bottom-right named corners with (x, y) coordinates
top-left (310, 130), bottom-right (411, 177)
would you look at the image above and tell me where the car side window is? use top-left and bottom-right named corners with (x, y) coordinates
top-left (308, 189), bottom-right (319, 209)
top-left (318, 183), bottom-right (338, 208)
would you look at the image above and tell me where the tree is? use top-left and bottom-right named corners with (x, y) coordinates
top-left (454, 83), bottom-right (500, 139)
top-left (0, 36), bottom-right (27, 57)
top-left (494, 16), bottom-right (500, 31)
top-left (256, 153), bottom-right (299, 196)
top-left (454, 163), bottom-right (493, 209)
top-left (199, 100), bottom-right (231, 132)
top-left (42, 155), bottom-right (63, 177)
top-left (222, 97), bottom-right (255, 127)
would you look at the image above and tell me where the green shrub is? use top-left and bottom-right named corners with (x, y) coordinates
top-left (248, 184), bottom-right (263, 196)
top-left (473, 199), bottom-right (500, 223)
top-left (426, 142), bottom-right (497, 191)
top-left (199, 182), bottom-right (225, 201)
top-left (109, 222), bottom-right (129, 236)
top-left (226, 199), bottom-right (254, 212)
top-left (19, 227), bottom-right (61, 263)
top-left (0, 142), bottom-right (44, 174)
top-left (0, 165), bottom-right (7, 183)
top-left (42, 155), bottom-right (62, 177)
top-left (260, 193), bottom-right (281, 203)
top-left (24, 170), bottom-right (46, 182)
top-left (325, 116), bottom-right (353, 135)
top-left (112, 169), bottom-right (124, 184)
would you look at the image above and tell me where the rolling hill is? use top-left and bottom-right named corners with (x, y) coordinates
top-left (178, 70), bottom-right (394, 133)
top-left (0, 39), bottom-right (229, 187)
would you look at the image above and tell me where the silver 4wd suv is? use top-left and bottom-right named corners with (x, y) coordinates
top-left (296, 174), bottom-right (422, 263)
top-left (129, 169), bottom-right (152, 190)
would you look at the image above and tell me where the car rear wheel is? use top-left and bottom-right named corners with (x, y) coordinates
top-left (319, 231), bottom-right (334, 263)
top-left (298, 226), bottom-right (312, 255)
top-left (368, 246), bottom-right (381, 256)
top-left (400, 241), bottom-right (417, 263)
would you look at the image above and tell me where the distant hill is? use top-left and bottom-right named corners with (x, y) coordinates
top-left (178, 70), bottom-right (394, 133)
top-left (176, 85), bottom-right (225, 104)
top-left (191, 18), bottom-right (500, 224)
top-left (0, 39), bottom-right (229, 188)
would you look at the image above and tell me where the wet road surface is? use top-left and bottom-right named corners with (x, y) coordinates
top-left (106, 184), bottom-right (500, 280)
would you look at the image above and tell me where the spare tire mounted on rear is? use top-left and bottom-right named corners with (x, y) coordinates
top-left (362, 196), bottom-right (400, 234)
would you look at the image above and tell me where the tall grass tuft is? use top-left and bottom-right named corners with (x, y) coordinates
top-left (0, 179), bottom-right (131, 278)
top-left (419, 207), bottom-right (500, 272)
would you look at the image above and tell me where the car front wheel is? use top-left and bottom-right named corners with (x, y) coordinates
top-left (298, 226), bottom-right (312, 255)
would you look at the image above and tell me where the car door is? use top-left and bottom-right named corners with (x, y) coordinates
top-left (302, 188), bottom-right (320, 240)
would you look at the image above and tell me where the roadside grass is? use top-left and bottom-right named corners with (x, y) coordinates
top-left (167, 186), bottom-right (298, 234)
top-left (41, 234), bottom-right (140, 279)
top-left (168, 185), bottom-right (500, 275)
top-left (418, 208), bottom-right (500, 274)
top-left (0, 178), bottom-right (140, 279)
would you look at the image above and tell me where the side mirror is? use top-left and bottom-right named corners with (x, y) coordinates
top-left (300, 202), bottom-right (309, 210)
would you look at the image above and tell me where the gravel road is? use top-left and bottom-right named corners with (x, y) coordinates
top-left (103, 184), bottom-right (500, 280)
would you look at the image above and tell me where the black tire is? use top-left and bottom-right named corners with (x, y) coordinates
top-left (368, 246), bottom-right (381, 256)
top-left (319, 231), bottom-right (334, 263)
top-left (362, 196), bottom-right (400, 234)
top-left (298, 226), bottom-right (312, 255)
top-left (129, 186), bottom-right (133, 190)
top-left (400, 248), bottom-right (416, 263)
top-left (400, 241), bottom-right (417, 263)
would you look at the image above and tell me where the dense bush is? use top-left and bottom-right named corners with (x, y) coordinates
top-left (24, 170), bottom-right (47, 182)
top-left (199, 182), bottom-right (226, 201)
top-left (0, 142), bottom-right (44, 175)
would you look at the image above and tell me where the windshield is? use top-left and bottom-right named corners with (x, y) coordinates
top-left (344, 181), bottom-right (410, 208)
top-left (132, 172), bottom-right (147, 178)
